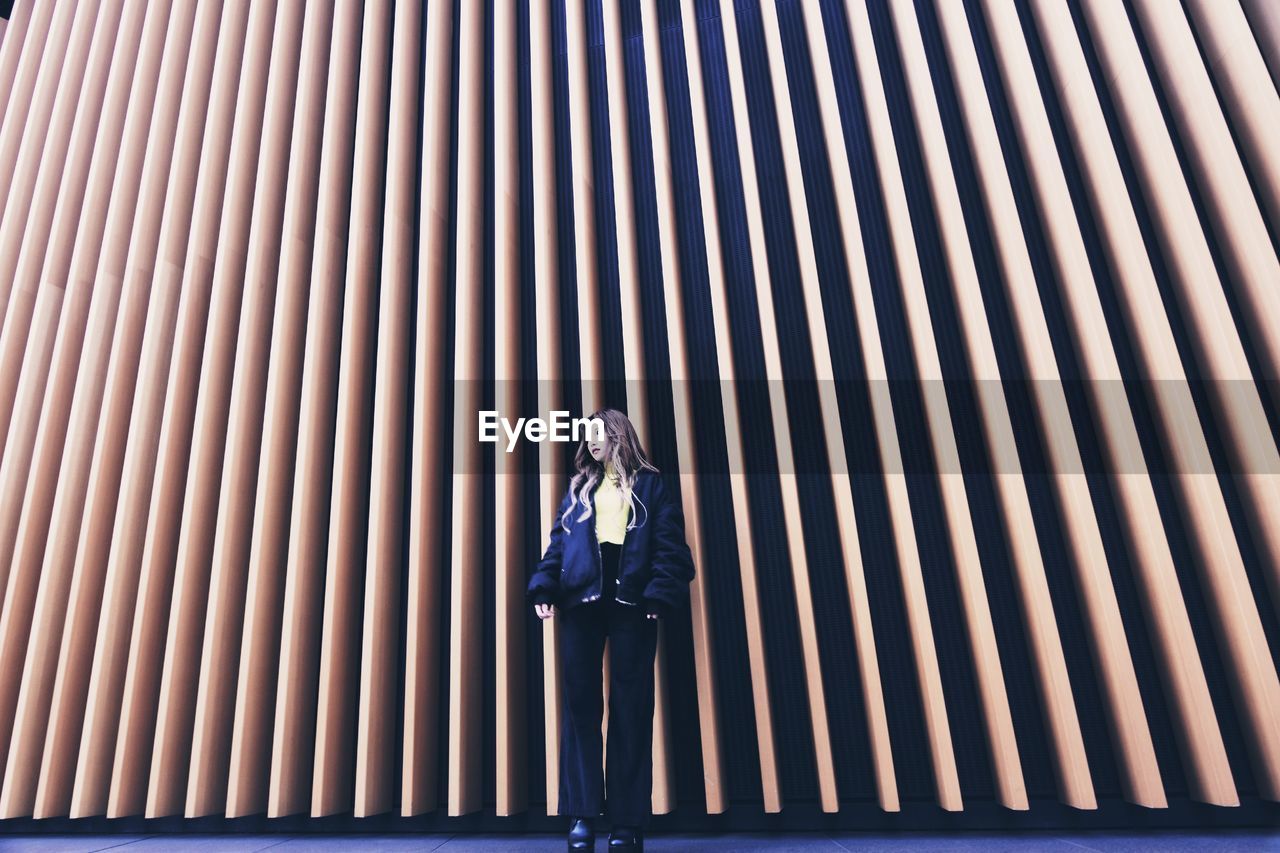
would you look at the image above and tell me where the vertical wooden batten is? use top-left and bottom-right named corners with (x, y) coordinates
top-left (402, 0), bottom-right (455, 819)
top-left (225, 0), bottom-right (336, 820)
top-left (0, 0), bottom-right (1276, 827)
top-left (268, 0), bottom-right (364, 819)
top-left (638, 0), bottom-right (727, 815)
top-left (494, 0), bottom-right (527, 820)
top-left (673, 0), bottom-right (784, 813)
top-left (310, 0), bottom-right (394, 818)
top-left (447, 0), bottom-right (486, 817)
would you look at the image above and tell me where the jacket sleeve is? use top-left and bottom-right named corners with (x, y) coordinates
top-left (527, 489), bottom-right (573, 607)
top-left (642, 473), bottom-right (696, 614)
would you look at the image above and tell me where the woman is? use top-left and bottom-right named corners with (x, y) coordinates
top-left (526, 408), bottom-right (696, 852)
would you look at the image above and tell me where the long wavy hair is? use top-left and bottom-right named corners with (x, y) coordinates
top-left (560, 408), bottom-right (659, 534)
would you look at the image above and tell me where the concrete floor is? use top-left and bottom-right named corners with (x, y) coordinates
top-left (0, 831), bottom-right (1277, 852)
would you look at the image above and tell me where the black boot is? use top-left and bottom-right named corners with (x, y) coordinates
top-left (608, 824), bottom-right (643, 851)
top-left (568, 816), bottom-right (595, 851)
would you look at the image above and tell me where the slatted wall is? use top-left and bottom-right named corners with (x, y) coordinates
top-left (0, 0), bottom-right (1277, 828)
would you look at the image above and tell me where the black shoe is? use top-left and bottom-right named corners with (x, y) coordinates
top-left (568, 816), bottom-right (595, 851)
top-left (608, 824), bottom-right (643, 850)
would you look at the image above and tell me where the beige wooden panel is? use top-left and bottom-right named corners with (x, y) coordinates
top-left (0, 0), bottom-right (93, 790)
top-left (101, 1), bottom-right (245, 819)
top-left (856, 0), bottom-right (1028, 810)
top-left (183, 0), bottom-right (305, 819)
top-left (1025, 0), bottom-right (1244, 808)
top-left (0, 0), bottom-right (36, 122)
top-left (1126, 0), bottom-right (1280, 399)
top-left (674, 0), bottom-right (785, 814)
top-left (143, 0), bottom-right (277, 819)
top-left (311, 0), bottom-right (393, 818)
top-left (0, 0), bottom-right (114, 551)
top-left (353, 0), bottom-right (420, 820)
top-left (447, 0), bottom-right (486, 817)
top-left (911, 0), bottom-right (1095, 810)
top-left (32, 1), bottom-right (181, 815)
top-left (1241, 0), bottom-right (1280, 84)
top-left (1064, 0), bottom-right (1274, 804)
top-left (0, 0), bottom-right (131, 818)
top-left (0, 0), bottom-right (61, 311)
top-left (494, 0), bottom-right (526, 820)
top-left (772, 0), bottom-right (970, 812)
top-left (59, 0), bottom-right (211, 819)
top-left (268, 0), bottom-right (363, 819)
top-left (566, 0), bottom-right (605, 413)
top-left (638, 0), bottom-right (727, 815)
top-left (0, 0), bottom-right (1278, 823)
top-left (400, 0), bottom-right (453, 818)
top-left (1124, 0), bottom-right (1280, 637)
top-left (0, 0), bottom-right (82, 402)
top-left (224, 0), bottom-right (335, 820)
top-left (1183, 0), bottom-right (1280, 228)
top-left (977, 0), bottom-right (1166, 808)
top-left (715, 0), bottom-right (847, 813)
top-left (529, 0), bottom-right (567, 821)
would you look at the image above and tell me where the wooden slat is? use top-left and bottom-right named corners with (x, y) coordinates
top-left (638, 0), bottom-right (727, 815)
top-left (310, 0), bottom-right (393, 817)
top-left (674, 0), bottom-right (784, 813)
top-left (1240, 0), bottom-right (1280, 85)
top-left (1121, 0), bottom-right (1280, 627)
top-left (1069, 0), bottom-right (1276, 806)
top-left (1183, 0), bottom-right (1280, 228)
top-left (494, 0), bottom-right (525, 820)
top-left (143, 0), bottom-right (278, 818)
top-left (32, 0), bottom-right (179, 816)
top-left (445, 0), bottom-right (485, 818)
top-left (1028, 0), bottom-right (1280, 805)
top-left (267, 0), bottom-right (364, 819)
top-left (529, 0), bottom-right (567, 821)
top-left (851, 0), bottom-right (1029, 809)
top-left (0, 0), bottom-right (130, 819)
top-left (0, 0), bottom-right (38, 123)
top-left (67, 0), bottom-right (214, 818)
top-left (898, 0), bottom-right (1095, 809)
top-left (769, 0), bottom-right (969, 812)
top-left (1125, 0), bottom-right (1280, 394)
top-left (225, 0), bottom-right (335, 819)
top-left (0, 9), bottom-right (81, 723)
top-left (184, 0), bottom-right (301, 817)
top-left (0, 0), bottom-right (82, 417)
top-left (566, 0), bottom-right (605, 414)
top-left (977, 0), bottom-right (1166, 808)
top-left (400, 0), bottom-right (453, 818)
top-left (715, 0), bottom-right (846, 813)
top-left (0, 0), bottom-right (59, 288)
top-left (0, 0), bottom-right (1276, 825)
top-left (353, 0), bottom-right (420, 819)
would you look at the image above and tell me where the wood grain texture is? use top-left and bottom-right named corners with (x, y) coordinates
top-left (0, 0), bottom-right (1275, 823)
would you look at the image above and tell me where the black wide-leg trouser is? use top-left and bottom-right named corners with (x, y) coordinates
top-left (557, 541), bottom-right (659, 828)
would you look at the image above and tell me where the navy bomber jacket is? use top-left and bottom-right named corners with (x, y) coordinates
top-left (526, 469), bottom-right (695, 620)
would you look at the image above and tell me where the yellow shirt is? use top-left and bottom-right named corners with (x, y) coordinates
top-left (594, 462), bottom-right (632, 544)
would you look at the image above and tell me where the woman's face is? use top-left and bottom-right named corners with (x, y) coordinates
top-left (587, 434), bottom-right (609, 463)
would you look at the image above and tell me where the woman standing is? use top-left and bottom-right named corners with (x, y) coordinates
top-left (527, 408), bottom-right (696, 851)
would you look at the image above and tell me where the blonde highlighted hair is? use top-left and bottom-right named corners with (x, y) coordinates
top-left (560, 407), bottom-right (659, 534)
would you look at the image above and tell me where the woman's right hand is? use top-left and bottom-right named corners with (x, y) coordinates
top-left (534, 602), bottom-right (556, 620)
